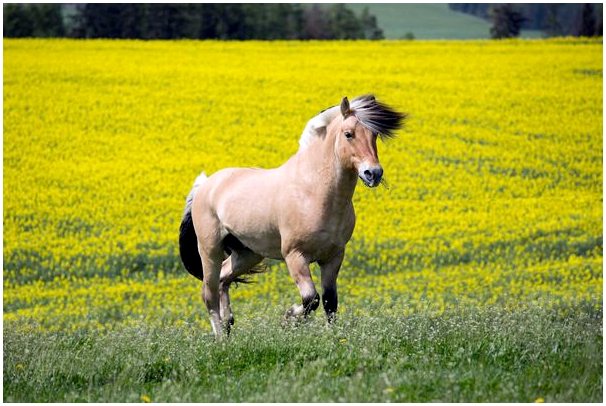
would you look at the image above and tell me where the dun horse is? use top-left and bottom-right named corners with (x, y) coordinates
top-left (179, 95), bottom-right (406, 337)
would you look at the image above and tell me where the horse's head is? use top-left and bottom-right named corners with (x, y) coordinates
top-left (332, 95), bottom-right (406, 187)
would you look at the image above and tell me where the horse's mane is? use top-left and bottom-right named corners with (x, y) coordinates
top-left (298, 105), bottom-right (341, 151)
top-left (298, 94), bottom-right (406, 151)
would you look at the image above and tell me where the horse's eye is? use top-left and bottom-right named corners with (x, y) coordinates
top-left (344, 131), bottom-right (353, 139)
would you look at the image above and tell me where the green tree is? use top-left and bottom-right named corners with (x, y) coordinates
top-left (6, 3), bottom-right (383, 41)
top-left (118, 4), bottom-right (145, 39)
top-left (360, 7), bottom-right (384, 40)
top-left (4, 4), bottom-right (65, 38)
top-left (285, 4), bottom-right (305, 39)
top-left (489, 4), bottom-right (526, 39)
top-left (303, 4), bottom-right (330, 39)
top-left (78, 3), bottom-right (146, 38)
top-left (215, 4), bottom-right (247, 39)
top-left (29, 4), bottom-right (65, 37)
top-left (242, 4), bottom-right (302, 39)
top-left (3, 4), bottom-right (34, 37)
top-left (576, 3), bottom-right (597, 37)
top-left (453, 3), bottom-right (603, 36)
top-left (144, 4), bottom-right (191, 39)
top-left (328, 4), bottom-right (364, 39)
top-left (545, 4), bottom-right (563, 37)
top-left (194, 4), bottom-right (220, 39)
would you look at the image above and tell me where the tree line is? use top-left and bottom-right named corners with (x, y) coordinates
top-left (3, 3), bottom-right (384, 40)
top-left (450, 3), bottom-right (603, 38)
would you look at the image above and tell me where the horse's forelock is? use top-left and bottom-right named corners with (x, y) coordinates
top-left (350, 94), bottom-right (407, 139)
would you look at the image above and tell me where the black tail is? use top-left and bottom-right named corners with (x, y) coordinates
top-left (179, 202), bottom-right (203, 281)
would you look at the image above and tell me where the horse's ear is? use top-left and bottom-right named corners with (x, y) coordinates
top-left (315, 126), bottom-right (327, 138)
top-left (340, 97), bottom-right (351, 117)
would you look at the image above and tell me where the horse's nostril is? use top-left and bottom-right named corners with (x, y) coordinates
top-left (363, 170), bottom-right (372, 180)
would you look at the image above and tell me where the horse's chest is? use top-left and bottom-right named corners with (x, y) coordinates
top-left (289, 204), bottom-right (355, 256)
top-left (307, 217), bottom-right (351, 243)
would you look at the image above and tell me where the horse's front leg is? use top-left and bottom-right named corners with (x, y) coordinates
top-left (284, 251), bottom-right (320, 320)
top-left (319, 248), bottom-right (344, 323)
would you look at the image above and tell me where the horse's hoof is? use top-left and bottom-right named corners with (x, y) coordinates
top-left (220, 317), bottom-right (234, 336)
top-left (284, 304), bottom-right (304, 319)
top-left (326, 312), bottom-right (337, 324)
top-left (281, 305), bottom-right (300, 326)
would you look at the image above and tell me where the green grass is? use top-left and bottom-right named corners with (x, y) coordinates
top-left (4, 304), bottom-right (602, 402)
top-left (3, 39), bottom-right (601, 402)
top-left (347, 4), bottom-right (544, 39)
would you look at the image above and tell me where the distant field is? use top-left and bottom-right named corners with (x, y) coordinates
top-left (347, 3), bottom-right (544, 39)
top-left (3, 39), bottom-right (602, 402)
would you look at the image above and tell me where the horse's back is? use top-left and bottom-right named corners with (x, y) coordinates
top-left (202, 167), bottom-right (280, 209)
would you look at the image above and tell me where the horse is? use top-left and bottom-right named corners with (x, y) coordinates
top-left (179, 95), bottom-right (406, 337)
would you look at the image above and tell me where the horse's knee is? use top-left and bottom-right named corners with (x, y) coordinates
top-left (322, 287), bottom-right (338, 320)
top-left (202, 283), bottom-right (218, 307)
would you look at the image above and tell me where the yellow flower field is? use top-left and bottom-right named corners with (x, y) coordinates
top-left (3, 38), bottom-right (602, 333)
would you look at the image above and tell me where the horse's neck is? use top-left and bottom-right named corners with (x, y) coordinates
top-left (295, 130), bottom-right (357, 208)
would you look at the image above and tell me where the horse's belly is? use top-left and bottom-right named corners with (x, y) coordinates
top-left (236, 232), bottom-right (283, 260)
top-left (221, 209), bottom-right (284, 259)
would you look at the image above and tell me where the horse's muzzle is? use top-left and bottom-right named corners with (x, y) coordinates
top-left (359, 165), bottom-right (383, 187)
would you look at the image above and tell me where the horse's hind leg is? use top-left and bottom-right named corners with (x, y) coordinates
top-left (219, 249), bottom-right (263, 332)
top-left (198, 240), bottom-right (225, 338)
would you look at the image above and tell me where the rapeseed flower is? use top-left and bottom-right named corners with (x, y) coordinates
top-left (3, 39), bottom-right (601, 333)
